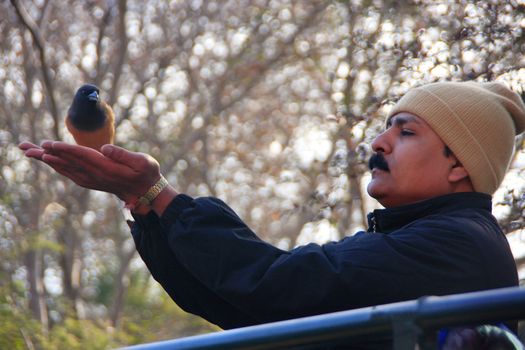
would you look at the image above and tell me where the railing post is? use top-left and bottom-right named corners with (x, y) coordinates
top-left (418, 330), bottom-right (438, 350)
top-left (392, 318), bottom-right (437, 350)
top-left (392, 315), bottom-right (420, 350)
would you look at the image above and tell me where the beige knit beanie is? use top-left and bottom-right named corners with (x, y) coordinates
top-left (389, 81), bottom-right (525, 194)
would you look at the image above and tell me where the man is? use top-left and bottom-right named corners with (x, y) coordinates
top-left (20, 81), bottom-right (525, 347)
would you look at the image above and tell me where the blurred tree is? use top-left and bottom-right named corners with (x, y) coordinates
top-left (1, 0), bottom-right (525, 348)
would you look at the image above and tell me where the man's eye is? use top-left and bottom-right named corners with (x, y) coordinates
top-left (400, 130), bottom-right (414, 136)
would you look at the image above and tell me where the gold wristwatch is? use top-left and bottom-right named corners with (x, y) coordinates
top-left (137, 176), bottom-right (169, 206)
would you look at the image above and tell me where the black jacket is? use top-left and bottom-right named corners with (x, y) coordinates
top-left (130, 192), bottom-right (518, 337)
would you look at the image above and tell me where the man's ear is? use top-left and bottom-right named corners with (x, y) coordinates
top-left (448, 156), bottom-right (470, 183)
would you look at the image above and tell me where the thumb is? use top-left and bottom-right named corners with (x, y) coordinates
top-left (101, 144), bottom-right (145, 166)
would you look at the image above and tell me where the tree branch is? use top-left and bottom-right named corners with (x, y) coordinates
top-left (108, 0), bottom-right (128, 106)
top-left (95, 6), bottom-right (114, 84)
top-left (10, 0), bottom-right (61, 140)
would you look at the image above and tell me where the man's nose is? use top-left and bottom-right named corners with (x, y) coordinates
top-left (371, 130), bottom-right (392, 154)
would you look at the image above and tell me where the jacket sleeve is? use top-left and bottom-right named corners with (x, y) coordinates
top-left (130, 208), bottom-right (258, 329)
top-left (152, 195), bottom-right (485, 328)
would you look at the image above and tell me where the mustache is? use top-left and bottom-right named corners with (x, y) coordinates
top-left (368, 153), bottom-right (390, 172)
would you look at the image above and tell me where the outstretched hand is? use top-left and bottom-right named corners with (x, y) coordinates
top-left (19, 141), bottom-right (162, 205)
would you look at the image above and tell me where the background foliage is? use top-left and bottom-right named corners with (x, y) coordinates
top-left (1, 0), bottom-right (525, 348)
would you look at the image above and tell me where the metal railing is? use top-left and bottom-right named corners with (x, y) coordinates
top-left (118, 286), bottom-right (525, 350)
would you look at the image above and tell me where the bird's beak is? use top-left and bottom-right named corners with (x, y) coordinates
top-left (87, 91), bottom-right (99, 101)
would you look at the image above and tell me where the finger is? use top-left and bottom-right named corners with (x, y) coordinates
top-left (22, 149), bottom-right (72, 171)
top-left (40, 140), bottom-right (56, 150)
top-left (44, 141), bottom-right (129, 175)
top-left (19, 141), bottom-right (41, 151)
top-left (23, 148), bottom-right (46, 160)
top-left (43, 141), bottom-right (98, 155)
top-left (41, 153), bottom-right (73, 167)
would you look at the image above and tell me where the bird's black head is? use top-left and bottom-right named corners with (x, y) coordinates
top-left (75, 84), bottom-right (100, 103)
top-left (68, 84), bottom-right (107, 130)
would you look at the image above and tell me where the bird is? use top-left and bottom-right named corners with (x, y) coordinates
top-left (66, 84), bottom-right (115, 151)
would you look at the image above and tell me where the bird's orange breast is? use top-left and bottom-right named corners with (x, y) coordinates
top-left (66, 107), bottom-right (115, 151)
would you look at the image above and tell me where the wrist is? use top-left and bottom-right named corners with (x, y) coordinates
top-left (123, 175), bottom-right (172, 215)
top-left (151, 185), bottom-right (178, 216)
top-left (123, 196), bottom-right (151, 215)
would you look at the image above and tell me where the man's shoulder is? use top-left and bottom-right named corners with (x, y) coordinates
top-left (396, 205), bottom-right (501, 241)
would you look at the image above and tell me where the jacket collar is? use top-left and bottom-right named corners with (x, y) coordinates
top-left (366, 192), bottom-right (493, 233)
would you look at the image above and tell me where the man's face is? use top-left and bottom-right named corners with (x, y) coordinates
top-left (367, 112), bottom-right (459, 208)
